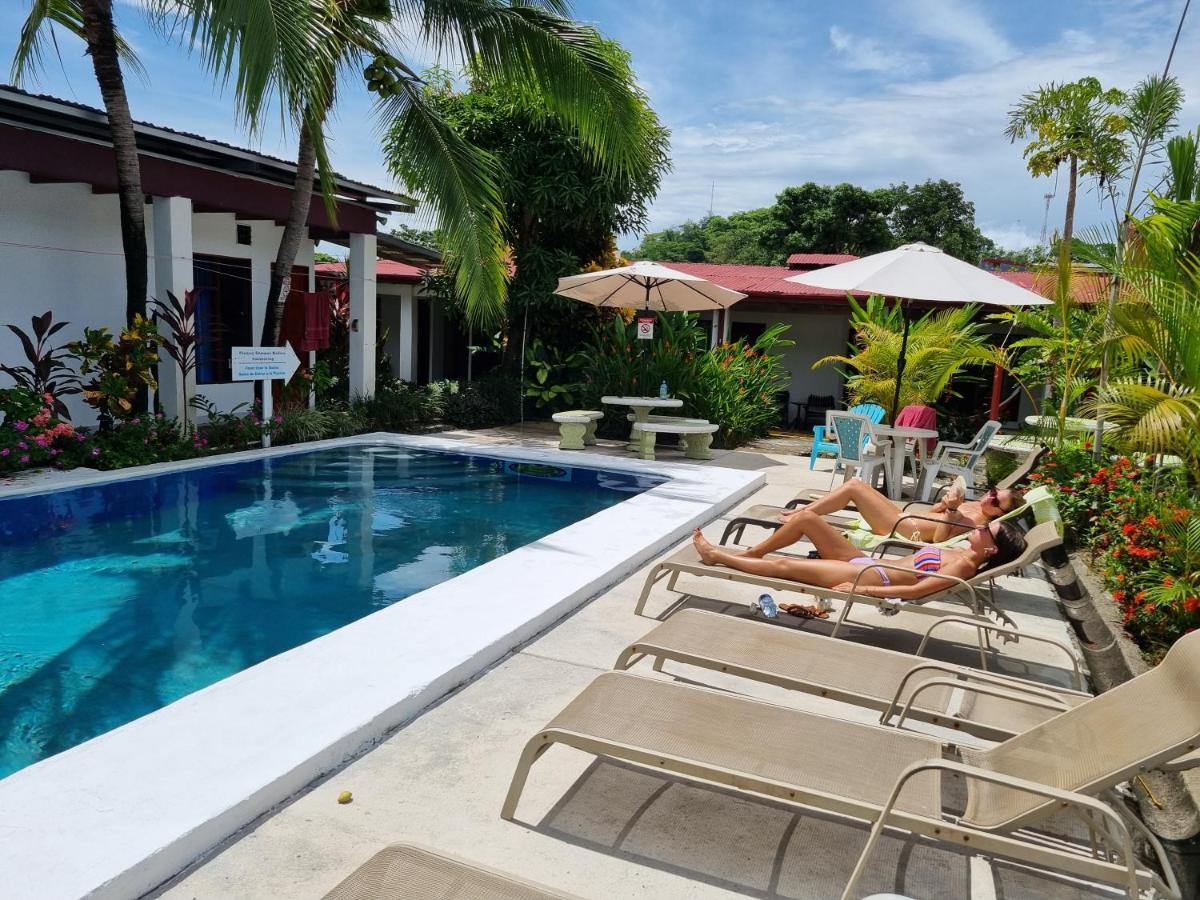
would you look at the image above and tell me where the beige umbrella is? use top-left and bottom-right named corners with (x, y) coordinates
top-left (786, 242), bottom-right (1050, 422)
top-left (555, 260), bottom-right (747, 311)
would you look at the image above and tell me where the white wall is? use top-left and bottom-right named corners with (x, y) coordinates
top-left (726, 308), bottom-right (851, 410)
top-left (0, 172), bottom-right (314, 425)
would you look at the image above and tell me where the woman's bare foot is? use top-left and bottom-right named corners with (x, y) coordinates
top-left (692, 528), bottom-right (721, 564)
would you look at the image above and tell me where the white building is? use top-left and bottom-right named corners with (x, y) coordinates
top-left (0, 86), bottom-right (415, 426)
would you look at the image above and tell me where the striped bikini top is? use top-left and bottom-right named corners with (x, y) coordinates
top-left (911, 547), bottom-right (943, 579)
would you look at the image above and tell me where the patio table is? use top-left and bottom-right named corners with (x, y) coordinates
top-left (601, 396), bottom-right (684, 447)
top-left (871, 424), bottom-right (939, 500)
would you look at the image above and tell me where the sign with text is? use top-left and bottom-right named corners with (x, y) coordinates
top-left (636, 316), bottom-right (655, 340)
top-left (231, 346), bottom-right (301, 382)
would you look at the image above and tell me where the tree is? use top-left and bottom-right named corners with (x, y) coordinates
top-left (423, 46), bottom-right (669, 351)
top-left (170, 0), bottom-right (658, 347)
top-left (764, 182), bottom-right (894, 261)
top-left (1005, 77), bottom-right (1126, 290)
top-left (390, 223), bottom-right (442, 252)
top-left (706, 208), bottom-right (775, 264)
top-left (629, 220), bottom-right (711, 261)
top-left (13, 1), bottom-right (150, 327)
top-left (887, 180), bottom-right (995, 263)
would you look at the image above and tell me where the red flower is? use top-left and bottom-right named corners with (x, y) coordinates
top-left (1122, 523), bottom-right (1137, 536)
top-left (1113, 589), bottom-right (1127, 602)
top-left (1186, 597), bottom-right (1200, 616)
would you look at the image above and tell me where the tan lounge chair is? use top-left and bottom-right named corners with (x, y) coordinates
top-left (505, 631), bottom-right (1200, 898)
top-left (616, 609), bottom-right (1090, 742)
top-left (635, 522), bottom-right (1063, 638)
top-left (324, 843), bottom-right (578, 900)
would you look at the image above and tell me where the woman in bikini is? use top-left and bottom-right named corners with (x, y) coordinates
top-left (691, 510), bottom-right (1027, 605)
top-left (749, 478), bottom-right (1024, 558)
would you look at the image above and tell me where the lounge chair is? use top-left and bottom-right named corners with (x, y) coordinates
top-left (505, 631), bottom-right (1200, 898)
top-left (616, 609), bottom-right (1090, 742)
top-left (719, 484), bottom-right (1059, 552)
top-left (634, 522), bottom-right (1064, 637)
top-left (324, 843), bottom-right (578, 900)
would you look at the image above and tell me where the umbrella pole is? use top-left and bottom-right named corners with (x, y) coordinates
top-left (889, 299), bottom-right (911, 424)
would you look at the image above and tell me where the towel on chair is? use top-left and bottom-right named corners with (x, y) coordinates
top-left (895, 405), bottom-right (937, 454)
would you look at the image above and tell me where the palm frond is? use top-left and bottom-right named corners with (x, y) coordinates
top-left (12, 0), bottom-right (147, 84)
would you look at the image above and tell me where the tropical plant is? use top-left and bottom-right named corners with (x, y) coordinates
top-left (12, 1), bottom-right (150, 328)
top-left (691, 325), bottom-right (793, 448)
top-left (67, 317), bottom-right (159, 429)
top-left (1163, 128), bottom-right (1199, 202)
top-left (816, 296), bottom-right (1000, 419)
top-left (149, 290), bottom-right (199, 429)
top-left (0, 311), bottom-right (80, 418)
top-left (88, 413), bottom-right (199, 469)
top-left (524, 339), bottom-right (586, 410)
top-left (349, 378), bottom-right (442, 432)
top-left (0, 386), bottom-right (87, 472)
top-left (1005, 78), bottom-right (1128, 267)
top-left (190, 395), bottom-right (262, 449)
top-left (270, 407), bottom-right (355, 445)
top-left (437, 372), bottom-right (523, 430)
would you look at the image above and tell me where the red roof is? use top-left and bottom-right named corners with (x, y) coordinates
top-left (786, 252), bottom-right (860, 268)
top-left (315, 259), bottom-right (427, 283)
top-left (994, 270), bottom-right (1109, 304)
top-left (664, 262), bottom-right (866, 301)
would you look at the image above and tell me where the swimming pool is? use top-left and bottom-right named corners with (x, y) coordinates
top-left (0, 444), bottom-right (661, 778)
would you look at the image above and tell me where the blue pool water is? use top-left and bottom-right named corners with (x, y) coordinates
top-left (0, 445), bottom-right (660, 779)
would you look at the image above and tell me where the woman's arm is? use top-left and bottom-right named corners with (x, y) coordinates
top-left (834, 556), bottom-right (977, 601)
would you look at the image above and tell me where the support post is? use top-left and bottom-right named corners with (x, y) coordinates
top-left (151, 196), bottom-right (194, 423)
top-left (989, 363), bottom-right (1004, 422)
top-left (397, 286), bottom-right (419, 382)
top-left (889, 299), bottom-right (911, 424)
top-left (348, 232), bottom-right (377, 399)
top-left (261, 379), bottom-right (273, 448)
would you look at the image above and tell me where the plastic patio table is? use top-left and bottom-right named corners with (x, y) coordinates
top-left (871, 424), bottom-right (939, 500)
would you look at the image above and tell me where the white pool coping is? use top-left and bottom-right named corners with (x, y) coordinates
top-left (0, 433), bottom-right (762, 899)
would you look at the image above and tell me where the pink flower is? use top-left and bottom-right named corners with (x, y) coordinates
top-left (34, 435), bottom-right (48, 447)
top-left (19, 455), bottom-right (29, 464)
top-left (16, 441), bottom-right (27, 450)
top-left (14, 421), bottom-right (28, 432)
top-left (0, 449), bottom-right (8, 457)
top-left (91, 448), bottom-right (101, 457)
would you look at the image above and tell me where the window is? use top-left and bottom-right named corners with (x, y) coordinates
top-left (193, 254), bottom-right (253, 384)
top-left (729, 321), bottom-right (766, 346)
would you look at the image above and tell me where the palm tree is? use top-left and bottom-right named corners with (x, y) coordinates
top-left (164, 0), bottom-right (658, 346)
top-left (12, 1), bottom-right (150, 326)
top-left (814, 296), bottom-right (1001, 419)
top-left (1005, 77), bottom-right (1126, 302)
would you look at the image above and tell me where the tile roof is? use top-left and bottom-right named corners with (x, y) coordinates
top-left (663, 262), bottom-right (866, 301)
top-left (315, 260), bottom-right (427, 283)
top-left (993, 270), bottom-right (1109, 304)
top-left (785, 252), bottom-right (860, 267)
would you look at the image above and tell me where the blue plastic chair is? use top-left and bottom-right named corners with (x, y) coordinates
top-left (809, 402), bottom-right (885, 469)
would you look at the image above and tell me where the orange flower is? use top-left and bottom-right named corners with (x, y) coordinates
top-left (1186, 597), bottom-right (1200, 615)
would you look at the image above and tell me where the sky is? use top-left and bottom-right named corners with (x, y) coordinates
top-left (2, 0), bottom-right (1197, 254)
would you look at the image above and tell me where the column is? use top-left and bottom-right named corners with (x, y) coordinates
top-left (348, 232), bottom-right (377, 398)
top-left (396, 285), bottom-right (419, 382)
top-left (152, 195), bottom-right (194, 421)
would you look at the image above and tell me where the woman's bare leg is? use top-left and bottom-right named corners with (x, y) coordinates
top-left (796, 478), bottom-right (902, 534)
top-left (693, 530), bottom-right (871, 585)
top-left (741, 510), bottom-right (862, 560)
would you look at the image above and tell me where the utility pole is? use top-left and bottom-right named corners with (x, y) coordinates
top-left (708, 181), bottom-right (715, 218)
top-left (1039, 193), bottom-right (1054, 248)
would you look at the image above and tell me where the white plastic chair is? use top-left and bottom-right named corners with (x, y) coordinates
top-left (827, 411), bottom-right (891, 492)
top-left (916, 419), bottom-right (1001, 501)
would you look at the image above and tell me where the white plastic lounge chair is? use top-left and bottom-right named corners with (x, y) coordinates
top-left (634, 522), bottom-right (1063, 638)
top-left (323, 843), bottom-right (578, 899)
top-left (505, 632), bottom-right (1200, 899)
top-left (616, 609), bottom-right (1090, 742)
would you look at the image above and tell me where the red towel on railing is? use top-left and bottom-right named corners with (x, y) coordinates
top-left (282, 291), bottom-right (332, 352)
top-left (895, 405), bottom-right (938, 453)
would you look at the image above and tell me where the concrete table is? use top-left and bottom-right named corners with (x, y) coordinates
top-left (601, 396), bottom-right (684, 447)
top-left (871, 424), bottom-right (939, 500)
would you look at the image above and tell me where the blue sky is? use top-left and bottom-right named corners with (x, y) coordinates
top-left (2, 0), bottom-right (1197, 252)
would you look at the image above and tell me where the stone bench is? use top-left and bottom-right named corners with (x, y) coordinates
top-left (551, 410), bottom-right (603, 450)
top-left (631, 421), bottom-right (719, 461)
top-left (626, 413), bottom-right (710, 450)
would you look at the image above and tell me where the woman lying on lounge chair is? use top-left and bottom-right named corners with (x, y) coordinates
top-left (692, 511), bottom-right (1027, 602)
top-left (777, 478), bottom-right (1024, 548)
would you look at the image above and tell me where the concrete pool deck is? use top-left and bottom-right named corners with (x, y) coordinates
top-left (154, 431), bottom-right (1119, 900)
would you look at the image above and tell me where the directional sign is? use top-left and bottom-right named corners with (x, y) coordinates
top-left (231, 345), bottom-right (301, 382)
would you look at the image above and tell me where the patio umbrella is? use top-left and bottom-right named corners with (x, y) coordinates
top-left (554, 260), bottom-right (747, 311)
top-left (785, 242), bottom-right (1051, 422)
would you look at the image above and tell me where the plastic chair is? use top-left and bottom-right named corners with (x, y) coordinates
top-left (826, 410), bottom-right (891, 491)
top-left (809, 402), bottom-right (885, 469)
top-left (916, 419), bottom-right (1001, 501)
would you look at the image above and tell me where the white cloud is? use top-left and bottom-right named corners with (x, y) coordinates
top-left (981, 223), bottom-right (1043, 251)
top-left (828, 25), bottom-right (927, 74)
top-left (901, 0), bottom-right (1016, 67)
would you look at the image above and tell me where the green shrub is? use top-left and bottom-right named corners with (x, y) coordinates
top-left (191, 396), bottom-right (263, 450)
top-left (689, 325), bottom-right (793, 448)
top-left (350, 379), bottom-right (442, 433)
top-left (89, 414), bottom-right (199, 470)
top-left (272, 407), bottom-right (356, 445)
top-left (0, 386), bottom-right (90, 472)
top-left (439, 373), bottom-right (522, 429)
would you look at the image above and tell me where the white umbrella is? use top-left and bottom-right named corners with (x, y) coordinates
top-left (785, 242), bottom-right (1050, 421)
top-left (555, 260), bottom-right (747, 311)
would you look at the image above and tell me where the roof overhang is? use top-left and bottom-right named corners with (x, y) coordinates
top-left (0, 86), bottom-right (416, 238)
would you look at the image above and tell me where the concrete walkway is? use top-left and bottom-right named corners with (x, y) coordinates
top-left (156, 433), bottom-right (1116, 900)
